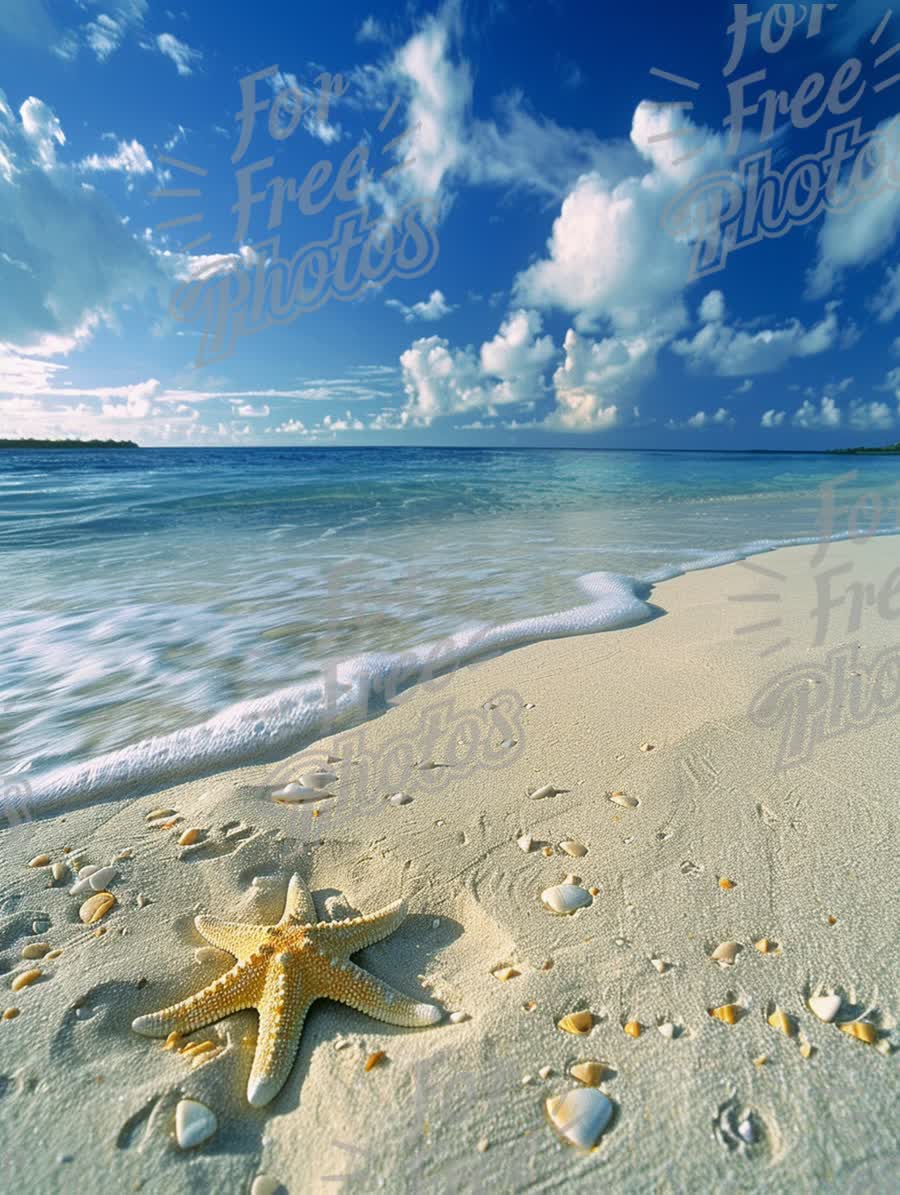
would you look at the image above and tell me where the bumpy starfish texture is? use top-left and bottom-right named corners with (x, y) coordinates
top-left (132, 874), bottom-right (442, 1106)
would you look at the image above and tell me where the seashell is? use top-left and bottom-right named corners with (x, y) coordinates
top-left (542, 846), bottom-right (553, 857)
top-left (272, 784), bottom-right (321, 802)
top-left (767, 1007), bottom-right (795, 1037)
top-left (449, 1011), bottom-right (469, 1024)
top-left (799, 1039), bottom-right (814, 1059)
top-left (608, 792), bottom-right (639, 808)
top-left (538, 1065), bottom-right (553, 1080)
top-left (718, 877), bottom-right (735, 890)
top-left (175, 1098), bottom-right (217, 1149)
top-left (11, 969), bottom-right (41, 992)
top-left (557, 1011), bottom-right (593, 1035)
top-left (388, 792), bottom-right (413, 806)
top-left (517, 834), bottom-right (535, 852)
top-left (3, 1008), bottom-right (20, 1020)
top-left (177, 829), bottom-right (203, 847)
top-left (808, 994), bottom-right (841, 1023)
top-left (710, 942), bottom-right (739, 966)
top-left (753, 1055), bottom-right (768, 1067)
top-left (300, 771), bottom-right (338, 790)
top-left (623, 1020), bottom-right (642, 1039)
top-left (523, 1001), bottom-right (537, 1012)
top-left (545, 1088), bottom-right (613, 1151)
top-left (562, 873), bottom-right (581, 886)
top-left (28, 855), bottom-right (51, 868)
top-left (826, 914), bottom-right (837, 925)
top-left (529, 784), bottom-right (562, 801)
top-left (491, 966), bottom-right (520, 982)
top-left (21, 943), bottom-right (50, 960)
top-left (559, 840), bottom-right (588, 858)
top-left (364, 1050), bottom-right (386, 1072)
top-left (657, 1022), bottom-right (678, 1039)
top-left (88, 866), bottom-right (116, 890)
top-left (251, 1177), bottom-right (283, 1195)
top-left (569, 1060), bottom-right (608, 1086)
top-left (51, 863), bottom-right (68, 882)
top-left (499, 739), bottom-right (516, 749)
top-left (837, 1020), bottom-right (876, 1045)
top-left (146, 808), bottom-right (176, 821)
top-left (521, 1074), bottom-right (535, 1086)
top-left (588, 886), bottom-right (600, 896)
top-left (79, 892), bottom-right (115, 924)
top-left (708, 1003), bottom-right (742, 1025)
top-left (476, 1138), bottom-right (490, 1153)
top-left (541, 883), bottom-right (592, 915)
top-left (754, 938), bottom-right (773, 954)
top-left (45, 949), bottom-right (62, 960)
top-left (650, 958), bottom-right (670, 974)
top-left (639, 742), bottom-right (655, 752)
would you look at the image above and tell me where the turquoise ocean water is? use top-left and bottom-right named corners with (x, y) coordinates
top-left (1, 446), bottom-right (897, 805)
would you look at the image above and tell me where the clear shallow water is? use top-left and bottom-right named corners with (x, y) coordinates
top-left (1, 447), bottom-right (898, 799)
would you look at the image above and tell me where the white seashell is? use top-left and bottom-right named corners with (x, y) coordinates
top-left (559, 840), bottom-right (587, 858)
top-left (88, 867), bottom-right (116, 892)
top-left (388, 792), bottom-right (413, 806)
top-left (529, 784), bottom-right (561, 800)
top-left (608, 792), bottom-right (639, 808)
top-left (300, 771), bottom-right (338, 790)
top-left (517, 834), bottom-right (535, 852)
top-left (658, 1022), bottom-right (678, 1039)
top-left (541, 883), bottom-right (593, 915)
top-left (499, 739), bottom-right (517, 749)
top-left (546, 1088), bottom-right (613, 1151)
top-left (272, 784), bottom-right (321, 802)
top-left (808, 993), bottom-right (841, 1023)
top-left (710, 942), bottom-right (738, 966)
top-left (175, 1098), bottom-right (217, 1149)
top-left (449, 1011), bottom-right (469, 1024)
top-left (650, 958), bottom-right (670, 974)
top-left (562, 873), bottom-right (581, 886)
top-left (538, 1065), bottom-right (553, 1079)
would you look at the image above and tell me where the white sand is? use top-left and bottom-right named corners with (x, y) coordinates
top-left (0, 539), bottom-right (897, 1193)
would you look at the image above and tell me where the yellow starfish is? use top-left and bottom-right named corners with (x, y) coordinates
top-left (131, 873), bottom-right (442, 1106)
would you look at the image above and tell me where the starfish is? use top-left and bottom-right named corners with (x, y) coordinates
top-left (131, 874), bottom-right (442, 1106)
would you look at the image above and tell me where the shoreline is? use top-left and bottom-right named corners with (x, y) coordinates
top-left (0, 536), bottom-right (897, 1192)
top-left (11, 527), bottom-right (900, 820)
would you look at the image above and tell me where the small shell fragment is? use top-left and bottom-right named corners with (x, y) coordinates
top-left (753, 1055), bottom-right (768, 1067)
top-left (639, 742), bottom-right (654, 752)
top-left (449, 1011), bottom-right (469, 1024)
top-left (387, 792), bottom-right (412, 807)
top-left (529, 784), bottom-right (562, 801)
top-left (650, 958), bottom-right (670, 974)
top-left (79, 892), bottom-right (116, 924)
top-left (174, 1098), bottom-right (217, 1149)
top-left (808, 994), bottom-right (841, 1023)
top-left (754, 938), bottom-right (773, 954)
top-left (623, 1020), bottom-right (642, 1039)
top-left (364, 1050), bottom-right (386, 1072)
top-left (570, 1060), bottom-right (608, 1086)
top-left (11, 969), bottom-right (41, 992)
top-left (837, 1020), bottom-right (876, 1045)
top-left (3, 1008), bottom-right (20, 1020)
top-left (559, 840), bottom-right (587, 858)
top-left (21, 943), bottom-right (50, 960)
top-left (558, 1011), bottom-right (594, 1035)
top-left (708, 1003), bottom-right (742, 1025)
top-left (492, 966), bottom-right (520, 982)
top-left (51, 863), bottom-right (68, 882)
top-left (541, 883), bottom-right (592, 915)
top-left (45, 949), bottom-right (62, 960)
top-left (28, 855), bottom-right (51, 868)
top-left (542, 846), bottom-right (553, 857)
top-left (517, 834), bottom-right (535, 852)
top-left (799, 1039), bottom-right (814, 1059)
top-left (545, 1088), bottom-right (613, 1151)
top-left (767, 1008), bottom-right (795, 1037)
top-left (146, 808), bottom-right (176, 821)
top-left (710, 942), bottom-right (739, 967)
top-left (177, 829), bottom-right (202, 847)
top-left (718, 877), bottom-right (735, 890)
top-left (657, 1021), bottom-right (678, 1040)
top-left (538, 1065), bottom-right (553, 1080)
top-left (608, 792), bottom-right (639, 808)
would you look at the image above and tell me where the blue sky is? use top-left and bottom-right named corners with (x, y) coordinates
top-left (0, 0), bottom-right (899, 448)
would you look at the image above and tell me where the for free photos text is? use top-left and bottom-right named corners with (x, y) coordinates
top-left (661, 4), bottom-right (900, 278)
top-left (170, 65), bottom-right (439, 365)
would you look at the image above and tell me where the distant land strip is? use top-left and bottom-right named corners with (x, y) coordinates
top-left (0, 439), bottom-right (139, 449)
top-left (829, 442), bottom-right (900, 455)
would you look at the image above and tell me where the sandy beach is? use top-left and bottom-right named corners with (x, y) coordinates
top-left (1, 537), bottom-right (897, 1194)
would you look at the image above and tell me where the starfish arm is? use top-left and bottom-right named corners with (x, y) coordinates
top-left (278, 873), bottom-right (318, 926)
top-left (313, 899), bottom-right (409, 956)
top-left (246, 960), bottom-right (314, 1107)
top-left (194, 915), bottom-right (267, 960)
top-left (131, 958), bottom-right (263, 1038)
top-left (327, 959), bottom-right (443, 1028)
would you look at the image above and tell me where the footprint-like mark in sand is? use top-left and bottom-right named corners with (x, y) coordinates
top-left (116, 1096), bottom-right (159, 1151)
top-left (179, 820), bottom-right (259, 863)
